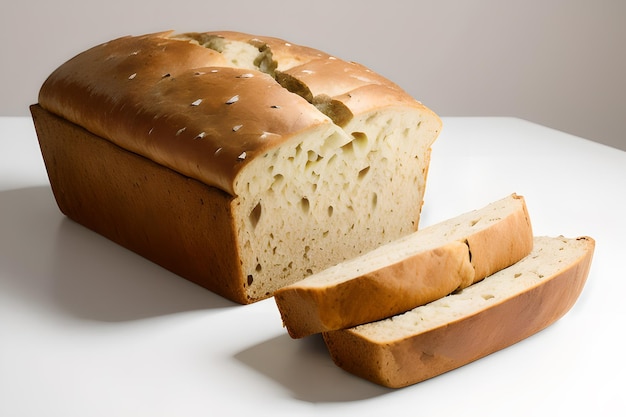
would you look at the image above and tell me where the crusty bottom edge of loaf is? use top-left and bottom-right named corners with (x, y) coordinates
top-left (322, 235), bottom-right (595, 388)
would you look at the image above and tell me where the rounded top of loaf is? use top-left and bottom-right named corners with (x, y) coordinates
top-left (38, 30), bottom-right (439, 195)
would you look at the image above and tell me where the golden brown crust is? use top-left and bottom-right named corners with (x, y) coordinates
top-left (38, 32), bottom-right (329, 195)
top-left (322, 236), bottom-right (595, 388)
top-left (31, 104), bottom-right (250, 303)
top-left (466, 193), bottom-right (534, 282)
top-left (280, 57), bottom-right (403, 99)
top-left (275, 242), bottom-right (474, 338)
top-left (37, 30), bottom-right (432, 196)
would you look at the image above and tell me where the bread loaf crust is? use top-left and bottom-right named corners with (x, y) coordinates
top-left (38, 31), bottom-right (437, 196)
top-left (274, 194), bottom-right (534, 338)
top-left (322, 236), bottom-right (595, 388)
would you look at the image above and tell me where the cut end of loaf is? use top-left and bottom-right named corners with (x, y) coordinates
top-left (237, 107), bottom-right (438, 301)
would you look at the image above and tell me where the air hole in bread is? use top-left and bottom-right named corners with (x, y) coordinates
top-left (325, 153), bottom-right (338, 170)
top-left (320, 132), bottom-right (348, 156)
top-left (371, 192), bottom-right (378, 210)
top-left (305, 151), bottom-right (323, 172)
top-left (340, 132), bottom-right (370, 159)
top-left (294, 143), bottom-right (303, 159)
top-left (358, 166), bottom-right (370, 181)
top-left (340, 141), bottom-right (354, 157)
top-left (306, 150), bottom-right (320, 162)
top-left (350, 131), bottom-right (368, 154)
top-left (249, 202), bottom-right (262, 229)
top-left (271, 174), bottom-right (284, 189)
top-left (300, 197), bottom-right (310, 214)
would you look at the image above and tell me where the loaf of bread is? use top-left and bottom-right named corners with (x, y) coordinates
top-left (323, 235), bottom-right (595, 388)
top-left (274, 193), bottom-right (534, 338)
top-left (31, 31), bottom-right (442, 303)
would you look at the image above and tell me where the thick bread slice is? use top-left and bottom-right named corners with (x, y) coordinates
top-left (323, 235), bottom-right (595, 388)
top-left (34, 31), bottom-right (441, 303)
top-left (274, 194), bottom-right (533, 338)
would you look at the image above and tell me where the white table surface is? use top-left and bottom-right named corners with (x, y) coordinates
top-left (1, 116), bottom-right (624, 416)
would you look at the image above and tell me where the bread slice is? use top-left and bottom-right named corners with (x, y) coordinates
top-left (322, 235), bottom-right (595, 388)
top-left (274, 193), bottom-right (533, 338)
top-left (33, 31), bottom-right (441, 303)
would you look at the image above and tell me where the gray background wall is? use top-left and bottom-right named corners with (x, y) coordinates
top-left (2, 0), bottom-right (624, 150)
